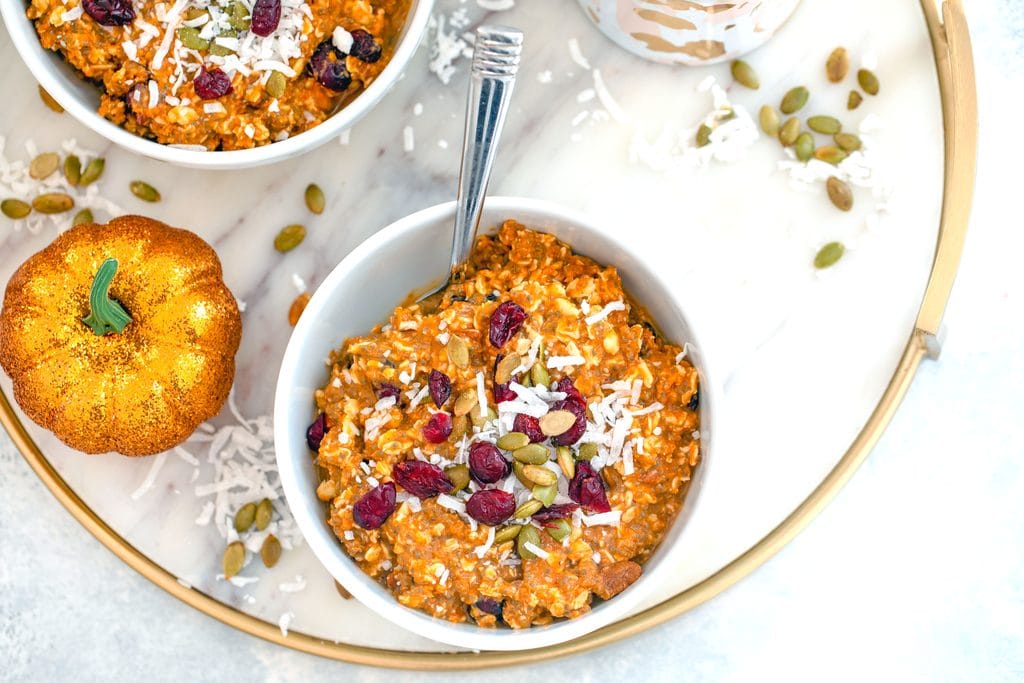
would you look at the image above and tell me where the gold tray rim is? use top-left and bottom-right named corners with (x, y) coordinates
top-left (0, 0), bottom-right (976, 670)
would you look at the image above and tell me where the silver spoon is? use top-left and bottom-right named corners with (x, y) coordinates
top-left (418, 25), bottom-right (523, 302)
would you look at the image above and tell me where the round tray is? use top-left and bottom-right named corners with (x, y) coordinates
top-left (0, 0), bottom-right (975, 670)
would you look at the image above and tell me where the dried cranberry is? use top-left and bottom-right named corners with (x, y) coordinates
top-left (493, 383), bottom-right (517, 403)
top-left (349, 29), bottom-right (382, 63)
top-left (309, 39), bottom-right (352, 92)
top-left (82, 0), bottom-right (135, 26)
top-left (550, 398), bottom-right (587, 446)
top-left (428, 370), bottom-right (452, 407)
top-left (376, 382), bottom-right (402, 402)
top-left (475, 597), bottom-right (503, 619)
top-left (352, 481), bottom-right (396, 529)
top-left (465, 489), bottom-right (516, 526)
top-left (568, 462), bottom-right (611, 513)
top-left (250, 0), bottom-right (281, 36)
top-left (422, 412), bottom-right (452, 444)
top-left (488, 301), bottom-right (527, 348)
top-left (193, 68), bottom-right (232, 100)
top-left (556, 376), bottom-right (584, 403)
top-left (392, 460), bottom-right (453, 498)
top-left (532, 503), bottom-right (580, 523)
top-left (513, 414), bottom-right (545, 443)
top-left (306, 413), bottom-right (328, 451)
top-left (468, 442), bottom-right (510, 484)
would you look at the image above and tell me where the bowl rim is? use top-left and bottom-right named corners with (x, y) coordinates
top-left (274, 197), bottom-right (716, 651)
top-left (0, 0), bottom-right (434, 169)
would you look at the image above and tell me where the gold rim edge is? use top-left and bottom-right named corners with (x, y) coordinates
top-left (0, 0), bottom-right (975, 671)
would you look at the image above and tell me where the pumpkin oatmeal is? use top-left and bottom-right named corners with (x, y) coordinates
top-left (308, 221), bottom-right (700, 628)
top-left (27, 0), bottom-right (411, 149)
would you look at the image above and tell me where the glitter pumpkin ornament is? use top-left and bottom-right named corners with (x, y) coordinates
top-left (0, 216), bottom-right (242, 456)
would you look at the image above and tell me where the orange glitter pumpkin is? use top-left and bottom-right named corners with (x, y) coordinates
top-left (0, 216), bottom-right (242, 456)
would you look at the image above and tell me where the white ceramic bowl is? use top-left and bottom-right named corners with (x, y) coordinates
top-left (274, 197), bottom-right (718, 651)
top-left (0, 0), bottom-right (433, 169)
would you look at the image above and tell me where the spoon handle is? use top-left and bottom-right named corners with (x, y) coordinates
top-left (449, 25), bottom-right (523, 278)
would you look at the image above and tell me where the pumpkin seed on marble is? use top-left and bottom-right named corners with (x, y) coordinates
top-left (494, 525), bottom-right (523, 544)
top-left (234, 502), bottom-right (257, 532)
top-left (38, 85), bottom-right (64, 113)
top-left (1, 199), bottom-right (31, 219)
top-left (731, 59), bottom-right (759, 89)
top-left (494, 352), bottom-right (521, 385)
top-left (857, 68), bottom-right (879, 95)
top-left (453, 387), bottom-right (478, 416)
top-left (806, 115), bottom-right (841, 135)
top-left (546, 518), bottom-right (572, 542)
top-left (814, 241), bottom-right (845, 269)
top-left (177, 26), bottom-right (211, 50)
top-left (228, 1), bottom-right (251, 30)
top-left (63, 155), bottom-right (81, 185)
top-left (79, 158), bottom-right (105, 186)
top-left (814, 145), bottom-right (848, 165)
top-left (530, 362), bottom-right (550, 388)
top-left (255, 498), bottom-right (273, 531)
top-left (260, 534), bottom-right (282, 568)
top-left (695, 124), bottom-right (712, 148)
top-left (514, 498), bottom-right (544, 519)
top-left (759, 105), bottom-right (780, 137)
top-left (825, 47), bottom-right (849, 82)
top-left (304, 184), bottom-right (325, 214)
top-left (517, 525), bottom-right (542, 559)
top-left (847, 90), bottom-right (864, 110)
top-left (446, 335), bottom-right (470, 368)
top-left (556, 446), bottom-right (575, 480)
top-left (29, 152), bottom-right (60, 180)
top-left (274, 223), bottom-right (306, 252)
top-left (826, 176), bottom-right (853, 211)
top-left (445, 464), bottom-right (470, 492)
top-left (532, 483), bottom-right (557, 507)
top-left (72, 208), bottom-right (94, 226)
top-left (577, 442), bottom-right (598, 460)
top-left (522, 464), bottom-right (557, 487)
top-left (32, 192), bottom-right (73, 214)
top-left (834, 132), bottom-right (862, 152)
top-left (778, 116), bottom-right (801, 146)
top-left (512, 443), bottom-right (550, 465)
top-left (222, 541), bottom-right (245, 579)
top-left (497, 432), bottom-right (530, 451)
top-left (266, 71), bottom-right (287, 99)
top-left (130, 180), bottom-right (160, 202)
top-left (794, 132), bottom-right (814, 161)
top-left (780, 86), bottom-right (809, 114)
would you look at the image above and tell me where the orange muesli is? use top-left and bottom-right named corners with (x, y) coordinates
top-left (28, 0), bottom-right (410, 149)
top-left (310, 221), bottom-right (700, 627)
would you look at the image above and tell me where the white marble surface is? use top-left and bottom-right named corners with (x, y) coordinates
top-left (1, 0), bottom-right (1022, 679)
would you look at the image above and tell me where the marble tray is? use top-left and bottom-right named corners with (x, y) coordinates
top-left (0, 0), bottom-right (975, 668)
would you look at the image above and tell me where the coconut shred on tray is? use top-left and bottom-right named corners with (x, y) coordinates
top-left (28, 0), bottom-right (412, 149)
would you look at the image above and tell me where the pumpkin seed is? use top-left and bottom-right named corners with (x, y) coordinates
top-left (814, 145), bottom-right (847, 165)
top-left (532, 483), bottom-right (557, 507)
top-left (445, 464), bottom-right (470, 492)
top-left (514, 498), bottom-right (544, 519)
top-left (806, 115), bottom-right (841, 135)
top-left (63, 155), bottom-right (81, 185)
top-left (222, 541), bottom-right (245, 579)
top-left (695, 124), bottom-right (712, 148)
top-left (539, 410), bottom-right (576, 437)
top-left (177, 26), bottom-right (210, 50)
top-left (759, 105), bottom-right (780, 137)
top-left (209, 30), bottom-right (238, 56)
top-left (470, 405), bottom-right (497, 429)
top-left (496, 432), bottom-right (530, 451)
top-left (778, 117), bottom-right (800, 146)
top-left (847, 90), bottom-right (863, 110)
top-left (512, 462), bottom-right (532, 488)
top-left (556, 446), bottom-right (575, 480)
top-left (546, 518), bottom-right (572, 542)
top-left (446, 335), bottom-right (470, 368)
top-left (304, 182), bottom-right (324, 214)
top-left (32, 192), bottom-right (73, 214)
top-left (521, 373), bottom-right (533, 388)
top-left (450, 414), bottom-right (469, 442)
top-left (29, 152), bottom-right (59, 180)
top-left (834, 132), bottom-right (862, 151)
top-left (601, 466), bottom-right (623, 490)
top-left (494, 353), bottom-right (521, 385)
top-left (825, 47), bottom-right (849, 82)
top-left (453, 387), bottom-right (478, 416)
top-left (730, 59), bottom-right (759, 89)
top-left (517, 525), bottom-right (542, 559)
top-left (494, 525), bottom-right (523, 544)
top-left (228, 1), bottom-right (250, 30)
top-left (1, 199), bottom-right (31, 219)
top-left (255, 498), bottom-right (273, 531)
top-left (577, 442), bottom-right (598, 460)
top-left (129, 180), bottom-right (160, 202)
top-left (530, 362), bottom-right (550, 388)
top-left (780, 86), bottom-right (809, 114)
top-left (79, 158), bottom-right (105, 185)
top-left (184, 7), bottom-right (208, 20)
top-left (274, 223), bottom-right (306, 252)
top-left (334, 580), bottom-right (352, 599)
top-left (266, 71), bottom-right (287, 99)
top-left (512, 443), bottom-right (549, 465)
top-left (260, 534), bottom-right (282, 568)
top-left (38, 85), bottom-right (63, 113)
top-left (814, 241), bottom-right (845, 269)
top-left (794, 132), bottom-right (814, 161)
top-left (522, 464), bottom-right (557, 487)
top-left (72, 208), bottom-right (94, 226)
top-left (234, 502), bottom-right (256, 532)
top-left (826, 176), bottom-right (853, 211)
top-left (857, 68), bottom-right (879, 96)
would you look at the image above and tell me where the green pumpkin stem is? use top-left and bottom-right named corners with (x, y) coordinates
top-left (81, 258), bottom-right (132, 335)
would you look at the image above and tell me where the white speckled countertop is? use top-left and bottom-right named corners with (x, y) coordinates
top-left (1, 0), bottom-right (1022, 679)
